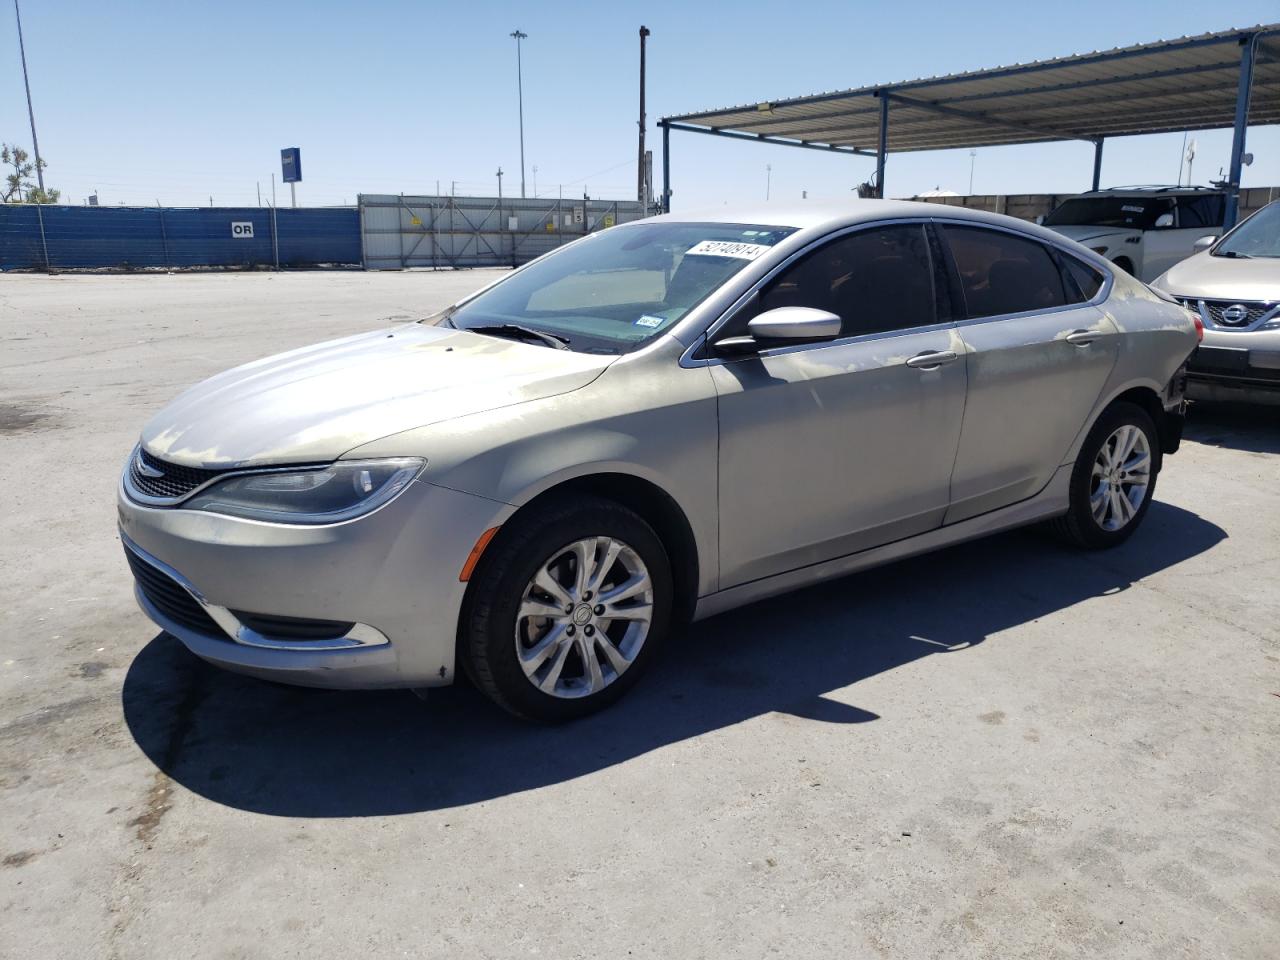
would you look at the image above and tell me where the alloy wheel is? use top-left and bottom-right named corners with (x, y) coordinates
top-left (1090, 424), bottom-right (1152, 532)
top-left (514, 537), bottom-right (654, 699)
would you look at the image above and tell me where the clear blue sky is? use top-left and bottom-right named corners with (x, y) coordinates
top-left (1, 0), bottom-right (1276, 207)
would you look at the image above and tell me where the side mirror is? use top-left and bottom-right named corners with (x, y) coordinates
top-left (1154, 213), bottom-right (1175, 228)
top-left (714, 306), bottom-right (843, 355)
top-left (1034, 215), bottom-right (1045, 225)
top-left (1193, 235), bottom-right (1216, 253)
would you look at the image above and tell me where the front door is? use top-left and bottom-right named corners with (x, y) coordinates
top-left (709, 222), bottom-right (968, 589)
top-left (1141, 194), bottom-right (1227, 281)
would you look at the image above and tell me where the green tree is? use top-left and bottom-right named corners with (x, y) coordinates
top-left (2, 143), bottom-right (59, 203)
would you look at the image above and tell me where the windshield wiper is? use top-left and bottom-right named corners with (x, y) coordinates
top-left (1216, 250), bottom-right (1252, 259)
top-left (464, 323), bottom-right (571, 350)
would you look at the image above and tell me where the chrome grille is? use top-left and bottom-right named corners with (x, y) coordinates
top-left (128, 447), bottom-right (227, 501)
top-left (1201, 300), bottom-right (1278, 330)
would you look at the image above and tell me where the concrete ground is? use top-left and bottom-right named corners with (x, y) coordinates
top-left (1, 270), bottom-right (1277, 960)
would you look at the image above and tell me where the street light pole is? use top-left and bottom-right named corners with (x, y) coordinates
top-left (968, 150), bottom-right (977, 194)
top-left (637, 25), bottom-right (650, 206)
top-left (13, 0), bottom-right (45, 193)
top-left (512, 29), bottom-right (527, 199)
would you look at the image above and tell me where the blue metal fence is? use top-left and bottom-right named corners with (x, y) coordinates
top-left (0, 205), bottom-right (361, 270)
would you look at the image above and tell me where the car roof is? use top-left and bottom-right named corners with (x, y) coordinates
top-left (645, 198), bottom-right (1034, 234)
top-left (1075, 185), bottom-right (1224, 197)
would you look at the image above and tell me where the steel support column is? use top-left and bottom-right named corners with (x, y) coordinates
top-left (876, 93), bottom-right (888, 198)
top-left (1091, 138), bottom-right (1104, 191)
top-left (1224, 35), bottom-right (1257, 229)
top-left (661, 122), bottom-right (671, 213)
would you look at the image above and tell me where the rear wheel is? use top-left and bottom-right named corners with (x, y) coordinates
top-left (461, 497), bottom-right (672, 721)
top-left (1052, 401), bottom-right (1160, 549)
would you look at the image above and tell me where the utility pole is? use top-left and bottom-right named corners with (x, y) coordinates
top-left (765, 164), bottom-right (772, 201)
top-left (532, 165), bottom-right (538, 198)
top-left (497, 167), bottom-right (503, 202)
top-left (13, 0), bottom-right (45, 193)
top-left (512, 29), bottom-right (527, 199)
top-left (637, 25), bottom-right (650, 206)
top-left (968, 150), bottom-right (977, 194)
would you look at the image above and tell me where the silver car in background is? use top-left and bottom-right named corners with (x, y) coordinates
top-left (119, 201), bottom-right (1199, 720)
top-left (1152, 198), bottom-right (1280, 405)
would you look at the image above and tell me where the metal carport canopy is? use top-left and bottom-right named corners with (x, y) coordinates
top-left (659, 24), bottom-right (1280, 226)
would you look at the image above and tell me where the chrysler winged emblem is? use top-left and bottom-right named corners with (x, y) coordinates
top-left (135, 451), bottom-right (164, 478)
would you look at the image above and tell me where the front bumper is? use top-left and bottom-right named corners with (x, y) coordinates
top-left (1187, 329), bottom-right (1280, 406)
top-left (118, 476), bottom-right (512, 688)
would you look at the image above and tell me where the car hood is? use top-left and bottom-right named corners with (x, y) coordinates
top-left (1047, 225), bottom-right (1138, 246)
top-left (1154, 250), bottom-right (1280, 301)
top-left (141, 324), bottom-right (614, 468)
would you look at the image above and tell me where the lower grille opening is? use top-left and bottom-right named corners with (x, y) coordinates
top-left (124, 547), bottom-right (224, 637)
top-left (230, 611), bottom-right (356, 642)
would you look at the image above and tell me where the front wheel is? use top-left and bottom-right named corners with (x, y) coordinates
top-left (1052, 401), bottom-right (1160, 549)
top-left (461, 497), bottom-right (672, 721)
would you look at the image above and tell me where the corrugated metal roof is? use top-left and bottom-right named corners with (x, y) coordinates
top-left (662, 25), bottom-right (1280, 154)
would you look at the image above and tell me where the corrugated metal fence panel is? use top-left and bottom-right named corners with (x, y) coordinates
top-left (0, 205), bottom-right (360, 270)
top-left (359, 194), bottom-right (650, 269)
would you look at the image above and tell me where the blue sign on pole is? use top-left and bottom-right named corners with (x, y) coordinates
top-left (281, 147), bottom-right (302, 183)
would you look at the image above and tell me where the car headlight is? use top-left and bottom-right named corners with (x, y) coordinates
top-left (183, 458), bottom-right (424, 524)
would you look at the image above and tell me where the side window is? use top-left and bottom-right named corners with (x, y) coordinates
top-left (940, 225), bottom-right (1067, 319)
top-left (757, 224), bottom-right (936, 337)
top-left (1060, 254), bottom-right (1105, 303)
top-left (1177, 195), bottom-right (1226, 229)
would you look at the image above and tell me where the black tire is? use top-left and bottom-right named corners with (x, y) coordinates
top-left (1052, 401), bottom-right (1161, 549)
top-left (460, 496), bottom-right (673, 722)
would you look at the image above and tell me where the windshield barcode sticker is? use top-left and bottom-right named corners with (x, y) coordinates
top-left (686, 240), bottom-right (772, 260)
top-left (634, 314), bottom-right (664, 328)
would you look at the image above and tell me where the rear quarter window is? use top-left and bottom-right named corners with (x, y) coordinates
top-left (1060, 255), bottom-right (1106, 303)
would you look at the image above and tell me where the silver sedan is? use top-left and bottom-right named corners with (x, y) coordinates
top-left (119, 201), bottom-right (1199, 720)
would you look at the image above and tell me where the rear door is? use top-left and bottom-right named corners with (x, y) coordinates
top-left (938, 223), bottom-right (1119, 524)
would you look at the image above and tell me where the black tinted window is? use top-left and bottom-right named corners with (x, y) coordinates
top-left (1062, 255), bottom-right (1105, 302)
top-left (1044, 196), bottom-right (1175, 230)
top-left (941, 226), bottom-right (1067, 319)
top-left (758, 224), bottom-right (936, 336)
top-left (1178, 195), bottom-right (1226, 228)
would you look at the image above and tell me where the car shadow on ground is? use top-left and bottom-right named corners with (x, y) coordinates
top-left (1185, 401), bottom-right (1280, 454)
top-left (122, 501), bottom-right (1224, 818)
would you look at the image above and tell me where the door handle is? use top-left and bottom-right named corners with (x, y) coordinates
top-left (1065, 330), bottom-right (1100, 347)
top-left (905, 350), bottom-right (958, 369)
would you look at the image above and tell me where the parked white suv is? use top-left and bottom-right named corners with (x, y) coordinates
top-left (1043, 186), bottom-right (1226, 282)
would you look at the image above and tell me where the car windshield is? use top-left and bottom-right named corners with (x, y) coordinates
top-left (436, 221), bottom-right (797, 353)
top-left (1043, 196), bottom-right (1175, 230)
top-left (1214, 202), bottom-right (1280, 258)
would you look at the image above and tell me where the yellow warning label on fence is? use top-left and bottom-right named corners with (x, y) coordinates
top-left (546, 221), bottom-right (556, 232)
top-left (603, 215), bottom-right (615, 228)
top-left (410, 216), bottom-right (422, 226)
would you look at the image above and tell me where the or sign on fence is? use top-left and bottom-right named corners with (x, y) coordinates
top-left (231, 221), bottom-right (254, 239)
top-left (281, 147), bottom-right (302, 184)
